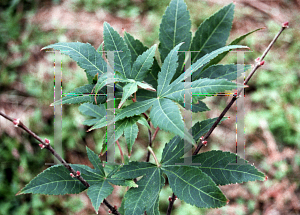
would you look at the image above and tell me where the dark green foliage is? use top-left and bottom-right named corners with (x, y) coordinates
top-left (20, 0), bottom-right (266, 214)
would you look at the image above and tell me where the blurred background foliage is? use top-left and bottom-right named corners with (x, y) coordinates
top-left (0, 0), bottom-right (299, 214)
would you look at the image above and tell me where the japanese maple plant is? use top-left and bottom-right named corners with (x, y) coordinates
top-left (0, 0), bottom-right (289, 214)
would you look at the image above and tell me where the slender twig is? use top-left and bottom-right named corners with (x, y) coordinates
top-left (0, 111), bottom-right (121, 215)
top-left (116, 140), bottom-right (124, 164)
top-left (151, 127), bottom-right (160, 142)
top-left (147, 146), bottom-right (160, 167)
top-left (166, 23), bottom-right (288, 215)
top-left (134, 92), bottom-right (136, 102)
top-left (145, 117), bottom-right (152, 162)
top-left (166, 193), bottom-right (177, 215)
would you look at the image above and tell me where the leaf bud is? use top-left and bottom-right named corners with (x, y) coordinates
top-left (282, 21), bottom-right (289, 28)
top-left (13, 118), bottom-right (20, 127)
top-left (45, 138), bottom-right (50, 145)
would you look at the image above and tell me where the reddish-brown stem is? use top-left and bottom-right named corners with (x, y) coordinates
top-left (166, 23), bottom-right (288, 215)
top-left (166, 193), bottom-right (177, 214)
top-left (0, 111), bottom-right (121, 215)
top-left (147, 146), bottom-right (160, 167)
top-left (116, 140), bottom-right (124, 164)
top-left (151, 127), bottom-right (160, 142)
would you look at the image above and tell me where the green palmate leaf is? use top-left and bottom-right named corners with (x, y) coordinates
top-left (162, 165), bottom-right (227, 208)
top-left (113, 162), bottom-right (164, 215)
top-left (182, 150), bottom-right (266, 185)
top-left (123, 118), bottom-right (139, 156)
top-left (164, 78), bottom-right (243, 103)
top-left (203, 27), bottom-right (264, 70)
top-left (150, 98), bottom-right (195, 145)
top-left (193, 64), bottom-right (252, 81)
top-left (157, 43), bottom-right (184, 97)
top-left (103, 22), bottom-right (131, 78)
top-left (124, 31), bottom-right (148, 66)
top-left (42, 42), bottom-right (107, 78)
top-left (118, 82), bottom-right (138, 108)
top-left (19, 149), bottom-right (136, 213)
top-left (50, 84), bottom-right (106, 106)
top-left (170, 45), bottom-right (249, 87)
top-left (129, 44), bottom-right (157, 81)
top-left (191, 3), bottom-right (235, 64)
top-left (159, 0), bottom-right (192, 82)
top-left (78, 103), bottom-right (106, 126)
